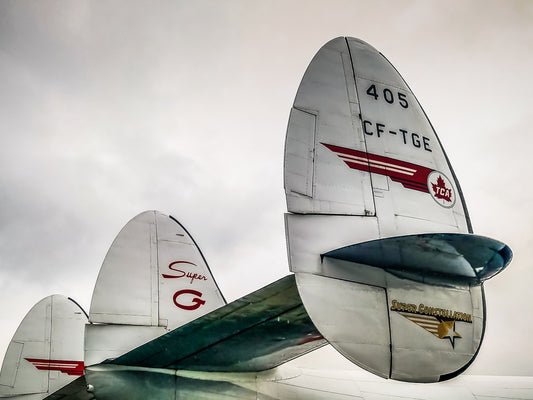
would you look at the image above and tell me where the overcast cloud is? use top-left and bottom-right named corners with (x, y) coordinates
top-left (0, 0), bottom-right (532, 376)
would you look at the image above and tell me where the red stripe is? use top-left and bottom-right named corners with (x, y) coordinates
top-left (297, 334), bottom-right (324, 345)
top-left (322, 143), bottom-right (432, 193)
top-left (25, 358), bottom-right (84, 376)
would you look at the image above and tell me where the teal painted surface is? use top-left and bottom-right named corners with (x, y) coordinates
top-left (86, 367), bottom-right (279, 400)
top-left (109, 275), bottom-right (326, 372)
top-left (324, 233), bottom-right (512, 285)
top-left (44, 376), bottom-right (95, 400)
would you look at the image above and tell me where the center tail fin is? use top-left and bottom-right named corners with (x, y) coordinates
top-left (284, 37), bottom-right (512, 382)
top-left (85, 211), bottom-right (226, 366)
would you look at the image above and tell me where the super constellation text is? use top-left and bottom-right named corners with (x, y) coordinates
top-left (390, 300), bottom-right (472, 323)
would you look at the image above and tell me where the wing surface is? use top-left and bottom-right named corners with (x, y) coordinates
top-left (107, 275), bottom-right (326, 372)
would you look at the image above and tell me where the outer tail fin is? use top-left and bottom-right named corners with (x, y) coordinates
top-left (284, 37), bottom-right (470, 234)
top-left (284, 37), bottom-right (512, 382)
top-left (0, 295), bottom-right (87, 399)
top-left (85, 211), bottom-right (226, 366)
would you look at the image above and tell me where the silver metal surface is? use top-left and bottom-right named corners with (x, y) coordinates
top-left (85, 211), bottom-right (226, 366)
top-left (0, 296), bottom-right (87, 399)
top-left (84, 364), bottom-right (533, 400)
top-left (284, 37), bottom-right (512, 382)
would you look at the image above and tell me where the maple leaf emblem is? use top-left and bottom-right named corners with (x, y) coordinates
top-left (431, 175), bottom-right (452, 202)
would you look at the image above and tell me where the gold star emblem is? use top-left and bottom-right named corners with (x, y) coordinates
top-left (397, 312), bottom-right (463, 348)
top-left (437, 320), bottom-right (461, 348)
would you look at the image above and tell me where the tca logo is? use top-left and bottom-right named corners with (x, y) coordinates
top-left (427, 171), bottom-right (456, 208)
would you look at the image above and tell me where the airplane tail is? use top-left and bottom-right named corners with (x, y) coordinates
top-left (85, 210), bottom-right (226, 366)
top-left (284, 37), bottom-right (512, 382)
top-left (0, 295), bottom-right (87, 399)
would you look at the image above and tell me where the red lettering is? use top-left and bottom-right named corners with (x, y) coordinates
top-left (186, 272), bottom-right (207, 284)
top-left (162, 261), bottom-right (208, 284)
top-left (162, 261), bottom-right (195, 278)
top-left (173, 289), bottom-right (206, 310)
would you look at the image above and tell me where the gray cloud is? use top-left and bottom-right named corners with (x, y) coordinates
top-left (0, 0), bottom-right (531, 376)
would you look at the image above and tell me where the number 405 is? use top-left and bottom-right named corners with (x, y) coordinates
top-left (366, 84), bottom-right (408, 109)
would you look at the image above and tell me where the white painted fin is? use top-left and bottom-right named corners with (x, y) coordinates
top-left (284, 37), bottom-right (512, 383)
top-left (0, 295), bottom-right (87, 399)
top-left (86, 211), bottom-right (226, 366)
top-left (285, 37), bottom-right (471, 236)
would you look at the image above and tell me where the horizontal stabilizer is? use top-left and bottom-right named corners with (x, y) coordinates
top-left (323, 233), bottom-right (512, 285)
top-left (106, 275), bottom-right (326, 372)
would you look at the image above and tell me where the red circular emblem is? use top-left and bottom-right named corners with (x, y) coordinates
top-left (427, 171), bottom-right (456, 208)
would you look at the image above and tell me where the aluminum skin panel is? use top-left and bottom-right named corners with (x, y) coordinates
top-left (386, 278), bottom-right (481, 382)
top-left (346, 37), bottom-right (470, 236)
top-left (285, 37), bottom-right (374, 215)
top-left (295, 273), bottom-right (391, 379)
top-left (84, 324), bottom-right (167, 368)
top-left (285, 38), bottom-right (512, 383)
top-left (89, 211), bottom-right (154, 325)
top-left (84, 365), bottom-right (533, 399)
top-left (285, 213), bottom-right (379, 275)
top-left (0, 296), bottom-right (86, 399)
top-left (157, 215), bottom-right (226, 331)
top-left (89, 211), bottom-right (225, 327)
top-left (285, 108), bottom-right (316, 198)
top-left (86, 211), bottom-right (226, 366)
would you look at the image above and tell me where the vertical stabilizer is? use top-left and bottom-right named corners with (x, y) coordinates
top-left (0, 295), bottom-right (86, 399)
top-left (85, 211), bottom-right (226, 366)
top-left (284, 37), bottom-right (512, 382)
top-left (284, 37), bottom-right (470, 236)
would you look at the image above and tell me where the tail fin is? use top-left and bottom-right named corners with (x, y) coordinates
top-left (0, 295), bottom-right (86, 399)
top-left (284, 37), bottom-right (470, 234)
top-left (85, 211), bottom-right (226, 366)
top-left (284, 37), bottom-right (512, 382)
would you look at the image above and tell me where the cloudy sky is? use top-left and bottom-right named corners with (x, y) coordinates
top-left (0, 0), bottom-right (531, 376)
